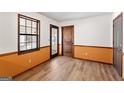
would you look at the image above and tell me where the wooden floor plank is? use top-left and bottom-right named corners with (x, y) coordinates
top-left (14, 56), bottom-right (122, 81)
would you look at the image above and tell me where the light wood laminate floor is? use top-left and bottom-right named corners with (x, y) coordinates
top-left (14, 56), bottom-right (122, 81)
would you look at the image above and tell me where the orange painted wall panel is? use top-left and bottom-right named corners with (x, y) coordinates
top-left (0, 47), bottom-right (50, 77)
top-left (122, 54), bottom-right (124, 79)
top-left (74, 45), bottom-right (113, 64)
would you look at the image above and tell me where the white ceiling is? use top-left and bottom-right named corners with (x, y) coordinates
top-left (40, 12), bottom-right (113, 21)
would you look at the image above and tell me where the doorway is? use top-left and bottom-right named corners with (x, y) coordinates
top-left (62, 25), bottom-right (74, 57)
top-left (50, 24), bottom-right (59, 58)
top-left (113, 13), bottom-right (123, 76)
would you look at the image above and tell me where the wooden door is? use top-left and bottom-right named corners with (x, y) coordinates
top-left (50, 24), bottom-right (59, 58)
top-left (62, 26), bottom-right (74, 57)
top-left (113, 13), bottom-right (123, 76)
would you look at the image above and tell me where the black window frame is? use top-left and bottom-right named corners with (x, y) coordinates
top-left (18, 14), bottom-right (40, 54)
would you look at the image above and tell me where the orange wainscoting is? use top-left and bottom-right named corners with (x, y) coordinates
top-left (74, 45), bottom-right (113, 64)
top-left (0, 46), bottom-right (50, 77)
top-left (122, 54), bottom-right (124, 79)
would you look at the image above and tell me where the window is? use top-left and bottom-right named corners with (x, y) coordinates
top-left (18, 14), bottom-right (40, 54)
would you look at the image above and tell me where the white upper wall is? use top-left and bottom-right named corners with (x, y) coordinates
top-left (0, 12), bottom-right (59, 54)
top-left (0, 12), bottom-right (115, 54)
top-left (0, 13), bottom-right (17, 54)
top-left (60, 14), bottom-right (113, 47)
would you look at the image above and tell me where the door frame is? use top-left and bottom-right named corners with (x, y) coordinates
top-left (50, 24), bottom-right (59, 59)
top-left (113, 12), bottom-right (123, 76)
top-left (61, 25), bottom-right (74, 57)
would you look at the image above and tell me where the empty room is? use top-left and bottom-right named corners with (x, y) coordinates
top-left (0, 12), bottom-right (123, 81)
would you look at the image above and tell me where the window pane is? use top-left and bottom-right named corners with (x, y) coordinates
top-left (26, 20), bottom-right (31, 27)
top-left (32, 36), bottom-right (36, 42)
top-left (32, 21), bottom-right (37, 28)
top-left (20, 18), bottom-right (25, 26)
top-left (20, 42), bottom-right (26, 51)
top-left (27, 43), bottom-right (32, 50)
top-left (26, 27), bottom-right (31, 34)
top-left (20, 35), bottom-right (26, 43)
top-left (20, 26), bottom-right (25, 34)
top-left (27, 36), bottom-right (32, 43)
top-left (32, 28), bottom-right (37, 34)
top-left (32, 42), bottom-right (37, 49)
top-left (52, 28), bottom-right (57, 55)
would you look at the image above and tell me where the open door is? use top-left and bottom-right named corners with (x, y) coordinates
top-left (113, 13), bottom-right (123, 76)
top-left (50, 24), bottom-right (59, 58)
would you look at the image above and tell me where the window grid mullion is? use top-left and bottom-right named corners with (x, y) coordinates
top-left (36, 21), bottom-right (38, 49)
top-left (31, 21), bottom-right (32, 49)
top-left (25, 19), bottom-right (27, 50)
top-left (18, 14), bottom-right (40, 54)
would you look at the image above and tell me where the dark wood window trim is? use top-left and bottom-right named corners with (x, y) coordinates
top-left (18, 14), bottom-right (40, 54)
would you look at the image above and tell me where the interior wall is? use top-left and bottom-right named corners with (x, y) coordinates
top-left (0, 12), bottom-right (59, 54)
top-left (0, 12), bottom-right (59, 77)
top-left (74, 45), bottom-right (113, 64)
top-left (123, 55), bottom-right (124, 79)
top-left (0, 47), bottom-right (50, 77)
top-left (60, 14), bottom-right (113, 47)
top-left (59, 14), bottom-right (113, 63)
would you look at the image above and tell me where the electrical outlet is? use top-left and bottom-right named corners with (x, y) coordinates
top-left (29, 59), bottom-right (32, 63)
